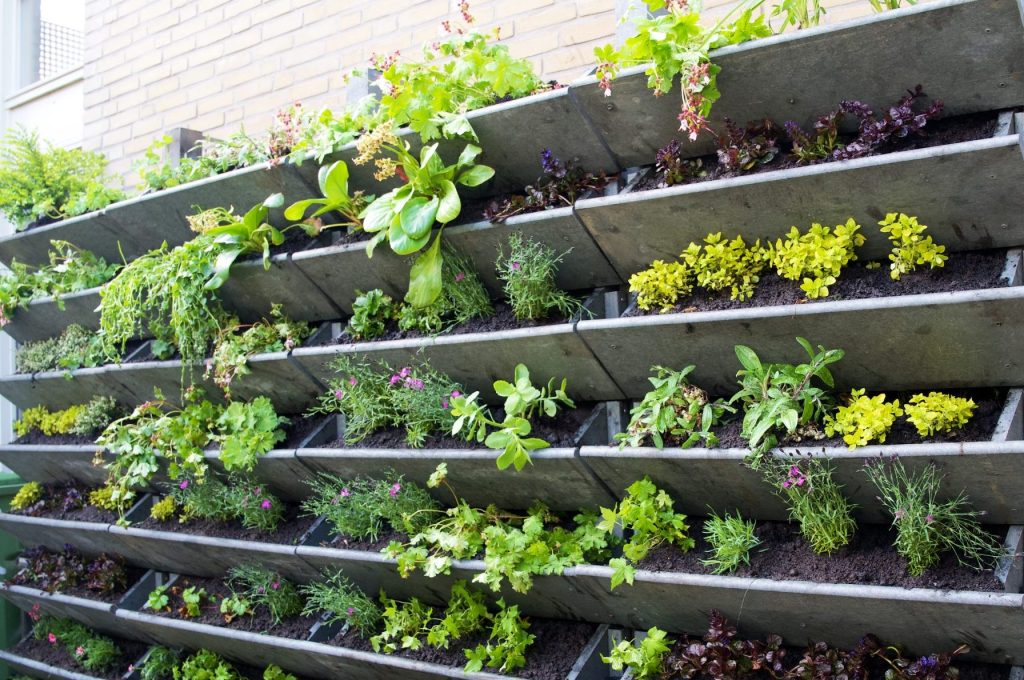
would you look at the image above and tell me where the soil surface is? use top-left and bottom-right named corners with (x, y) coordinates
top-left (11, 634), bottom-right (148, 679)
top-left (629, 249), bottom-right (1009, 317)
top-left (147, 575), bottom-right (318, 638)
top-left (280, 413), bottom-right (330, 448)
top-left (637, 110), bottom-right (999, 191)
top-left (706, 387), bottom-right (1005, 449)
top-left (138, 503), bottom-right (316, 545)
top-left (329, 615), bottom-right (597, 680)
top-left (319, 528), bottom-right (407, 553)
top-left (323, 405), bottom-right (593, 450)
top-left (9, 483), bottom-right (118, 523)
top-left (638, 517), bottom-right (1004, 592)
top-left (10, 430), bottom-right (98, 445)
top-left (239, 224), bottom-right (325, 260)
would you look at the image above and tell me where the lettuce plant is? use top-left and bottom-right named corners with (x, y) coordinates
top-left (283, 160), bottom-right (369, 237)
top-left (347, 289), bottom-right (397, 340)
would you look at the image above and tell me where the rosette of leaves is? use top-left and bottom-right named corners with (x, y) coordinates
top-left (283, 160), bottom-right (368, 237)
top-left (716, 118), bottom-right (780, 172)
top-left (213, 397), bottom-right (288, 472)
top-left (347, 289), bottom-right (397, 340)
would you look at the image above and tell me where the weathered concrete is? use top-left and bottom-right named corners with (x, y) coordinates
top-left (2, 287), bottom-right (102, 345)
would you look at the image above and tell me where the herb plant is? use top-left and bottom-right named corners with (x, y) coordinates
top-left (133, 135), bottom-right (215, 193)
top-left (9, 481), bottom-right (42, 511)
top-left (730, 338), bottom-right (844, 467)
top-left (768, 458), bottom-right (857, 554)
top-left (825, 389), bottom-right (903, 448)
top-left (879, 213), bottom-right (948, 280)
top-left (864, 458), bottom-right (1001, 576)
top-left (15, 323), bottom-right (106, 374)
top-left (300, 569), bottom-right (382, 637)
top-left (347, 289), bottom-right (397, 340)
top-left (302, 472), bottom-right (438, 541)
top-left (174, 650), bottom-right (242, 680)
top-left (768, 219), bottom-right (865, 299)
top-left (283, 160), bottom-right (369, 237)
top-left (32, 616), bottom-right (120, 672)
top-left (180, 586), bottom-right (207, 618)
top-left (139, 646), bottom-right (179, 680)
top-left (616, 365), bottom-right (733, 449)
top-left (370, 593), bottom-right (434, 653)
top-left (602, 627), bottom-right (672, 680)
top-left (226, 565), bottom-right (304, 626)
top-left (396, 247), bottom-right (492, 334)
top-left (464, 600), bottom-right (535, 674)
top-left (146, 585), bottom-right (171, 612)
top-left (770, 0), bottom-right (825, 29)
top-left (170, 475), bottom-right (286, 533)
top-left (716, 118), bottom-right (780, 172)
top-left (484, 149), bottom-right (607, 222)
top-left (629, 259), bottom-right (693, 313)
top-left (496, 232), bottom-right (581, 321)
top-left (15, 396), bottom-right (119, 438)
top-left (702, 510), bottom-right (760, 574)
top-left (903, 392), bottom-right (975, 437)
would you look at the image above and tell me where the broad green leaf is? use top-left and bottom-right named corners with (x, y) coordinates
top-left (389, 222), bottom-right (431, 255)
top-left (456, 164), bottom-right (495, 187)
top-left (400, 195), bottom-right (439, 240)
top-left (283, 198), bottom-right (323, 221)
top-left (734, 344), bottom-right (761, 372)
top-left (457, 144), bottom-right (483, 169)
top-left (320, 161), bottom-right (349, 202)
top-left (262, 193), bottom-right (284, 208)
top-left (204, 248), bottom-right (243, 289)
top-left (405, 232), bottom-right (444, 307)
top-left (360, 194), bottom-right (395, 233)
top-left (435, 180), bottom-right (460, 224)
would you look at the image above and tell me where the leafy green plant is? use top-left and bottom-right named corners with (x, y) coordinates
top-left (302, 472), bottom-right (438, 541)
top-left (139, 646), bottom-right (180, 680)
top-left (628, 259), bottom-right (694, 313)
top-left (730, 338), bottom-right (844, 468)
top-left (464, 600), bottom-right (535, 674)
top-left (616, 365), bottom-right (733, 449)
top-left (226, 565), bottom-right (304, 626)
top-left (180, 586), bottom-right (207, 618)
top-left (146, 585), bottom-right (171, 612)
top-left (496, 232), bottom-right (581, 321)
top-left (449, 363), bottom-right (574, 470)
top-left (300, 568), bottom-right (382, 637)
top-left (309, 356), bottom-right (460, 447)
top-left (262, 665), bottom-right (296, 680)
top-left (11, 545), bottom-right (126, 595)
top-left (879, 213), bottom-right (948, 280)
top-left (702, 510), bottom-right (760, 574)
top-left (88, 485), bottom-right (130, 513)
top-left (370, 592), bottom-right (435, 653)
top-left (682, 232), bottom-right (770, 302)
top-left (219, 594), bottom-right (252, 622)
top-left (602, 627), bottom-right (672, 680)
top-left (903, 392), bottom-right (975, 437)
top-left (769, 219), bottom-right (865, 299)
top-left (396, 247), bottom-right (492, 334)
top-left (355, 121), bottom-right (494, 307)
top-left (0, 126), bottom-right (124, 229)
top-left (347, 289), bottom-right (397, 340)
top-left (283, 160), bottom-right (368, 237)
top-left (598, 477), bottom-right (695, 589)
top-left (770, 0), bottom-right (825, 30)
top-left (864, 458), bottom-right (1002, 576)
top-left (149, 496), bottom-right (178, 522)
top-left (172, 475), bottom-right (286, 533)
top-left (32, 616), bottom-right (120, 672)
top-left (594, 0), bottom-right (770, 141)
top-left (213, 397), bottom-right (289, 472)
top-left (133, 135), bottom-right (217, 193)
top-left (173, 649), bottom-right (242, 680)
top-left (768, 458), bottom-right (856, 554)
top-left (14, 396), bottom-right (119, 438)
top-left (286, 103), bottom-right (367, 166)
top-left (824, 389), bottom-right (903, 449)
top-left (15, 323), bottom-right (106, 374)
top-left (427, 581), bottom-right (489, 650)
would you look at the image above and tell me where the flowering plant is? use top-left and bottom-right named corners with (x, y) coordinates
top-left (302, 472), bottom-right (438, 541)
top-left (768, 457), bottom-right (856, 554)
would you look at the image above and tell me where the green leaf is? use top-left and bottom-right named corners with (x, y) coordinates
top-left (284, 198), bottom-right (323, 221)
top-left (405, 232), bottom-right (444, 307)
top-left (457, 144), bottom-right (483, 169)
top-left (400, 195), bottom-right (439, 240)
top-left (436, 180), bottom-right (461, 224)
top-left (204, 248), bottom-right (243, 289)
top-left (456, 165), bottom-right (495, 187)
top-left (320, 161), bottom-right (350, 202)
top-left (389, 222), bottom-right (431, 256)
top-left (263, 193), bottom-right (284, 208)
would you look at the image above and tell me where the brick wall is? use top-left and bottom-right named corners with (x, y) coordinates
top-left (82, 0), bottom-right (923, 184)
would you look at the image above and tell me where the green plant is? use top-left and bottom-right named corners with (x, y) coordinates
top-left (10, 481), bottom-right (42, 511)
top-left (682, 232), bottom-right (770, 302)
top-left (300, 569), bottom-right (382, 637)
top-left (628, 259), bottom-right (694, 313)
top-left (181, 586), bottom-right (207, 618)
top-left (139, 646), bottom-right (179, 680)
top-left (262, 665), bottom-right (296, 680)
top-left (496, 232), bottom-right (581, 321)
top-left (825, 389), bottom-right (903, 449)
top-left (33, 616), bottom-right (120, 672)
top-left (347, 289), bottom-right (397, 340)
top-left (283, 160), bottom-right (368, 237)
top-left (133, 135), bottom-right (218, 193)
top-left (449, 363), bottom-right (574, 470)
top-left (396, 248), bottom-right (492, 334)
top-left (73, 396), bottom-right (120, 434)
top-left (146, 585), bottom-right (171, 612)
top-left (286, 103), bottom-right (367, 166)
top-left (88, 485), bottom-right (129, 513)
top-left (716, 118), bottom-right (780, 172)
top-left (218, 594), bottom-right (253, 622)
top-left (226, 565), bottom-right (304, 625)
top-left (150, 496), bottom-right (178, 521)
top-left (0, 126), bottom-right (124, 229)
top-left (868, 0), bottom-right (916, 10)
top-left (309, 356), bottom-right (460, 447)
top-left (769, 458), bottom-right (857, 554)
top-left (302, 472), bottom-right (438, 541)
top-left (173, 650), bottom-right (242, 680)
top-left (903, 392), bottom-right (976, 437)
top-left (876, 213), bottom-right (946, 280)
top-left (355, 121), bottom-right (494, 307)
top-left (14, 396), bottom-right (119, 438)
top-left (371, 592), bottom-right (435, 653)
top-left (15, 323), bottom-right (106, 373)
top-left (464, 600), bottom-right (535, 674)
top-left (702, 510), bottom-right (760, 574)
top-left (602, 627), bottom-right (672, 680)
top-left (172, 475), bottom-right (286, 533)
top-left (213, 397), bottom-right (289, 472)
top-left (769, 219), bottom-right (865, 299)
top-left (864, 458), bottom-right (1002, 576)
top-left (484, 149), bottom-right (609, 222)
top-left (770, 0), bottom-right (825, 30)
top-left (616, 365), bottom-right (733, 449)
top-left (730, 338), bottom-right (844, 468)
top-left (427, 581), bottom-right (489, 649)
top-left (598, 477), bottom-right (695, 589)
top-left (594, 1), bottom-right (770, 141)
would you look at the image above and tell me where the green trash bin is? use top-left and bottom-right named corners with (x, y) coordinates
top-left (0, 473), bottom-right (25, 680)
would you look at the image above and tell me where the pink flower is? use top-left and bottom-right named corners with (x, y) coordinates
top-left (390, 374), bottom-right (402, 385)
top-left (782, 480), bottom-right (791, 489)
top-left (179, 480), bottom-right (189, 490)
top-left (895, 509), bottom-right (906, 520)
top-left (48, 633), bottom-right (57, 644)
top-left (348, 377), bottom-right (357, 386)
top-left (285, 337), bottom-right (295, 350)
top-left (399, 367), bottom-right (411, 378)
top-left (347, 607), bottom-right (355, 616)
top-left (451, 390), bottom-right (461, 398)
top-left (129, 665), bottom-right (135, 673)
top-left (389, 483), bottom-right (401, 498)
top-left (261, 499), bottom-right (272, 510)
top-left (441, 398), bottom-right (449, 409)
top-left (334, 389), bottom-right (344, 400)
top-left (271, 581), bottom-right (280, 590)
top-left (404, 377), bottom-right (425, 390)
top-left (511, 262), bottom-right (521, 271)
top-left (28, 604), bottom-right (40, 622)
top-left (341, 487), bottom-right (350, 497)
top-left (75, 646), bottom-right (85, 657)
top-left (455, 272), bottom-right (465, 282)
top-left (925, 514), bottom-right (934, 524)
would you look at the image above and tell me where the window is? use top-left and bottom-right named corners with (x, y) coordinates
top-left (18, 0), bottom-right (84, 88)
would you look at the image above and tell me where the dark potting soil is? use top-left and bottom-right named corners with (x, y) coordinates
top-left (329, 615), bottom-right (597, 680)
top-left (322, 528), bottom-right (406, 552)
top-left (323, 405), bottom-right (593, 450)
top-left (10, 430), bottom-right (97, 445)
top-left (330, 302), bottom-right (574, 345)
top-left (10, 484), bottom-right (118, 523)
top-left (151, 575), bottom-right (318, 638)
top-left (709, 387), bottom-right (1005, 450)
top-left (137, 503), bottom-right (316, 545)
top-left (239, 224), bottom-right (324, 261)
top-left (281, 413), bottom-right (331, 448)
top-left (21, 214), bottom-right (62, 232)
top-left (636, 110), bottom-right (1000, 192)
top-left (638, 517), bottom-right (1004, 592)
top-left (628, 249), bottom-right (1009, 317)
top-left (12, 634), bottom-right (148, 679)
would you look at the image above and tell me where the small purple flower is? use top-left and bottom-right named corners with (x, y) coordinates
top-left (895, 508), bottom-right (906, 520)
top-left (405, 377), bottom-right (425, 390)
top-left (782, 480), bottom-right (791, 489)
top-left (341, 487), bottom-right (350, 497)
top-left (511, 261), bottom-right (521, 271)
top-left (451, 390), bottom-right (461, 398)
top-left (441, 398), bottom-right (449, 409)
top-left (271, 581), bottom-right (280, 590)
top-left (925, 514), bottom-right (934, 524)
top-left (261, 499), bottom-right (272, 510)
top-left (389, 374), bottom-right (402, 385)
top-left (399, 367), bottom-right (411, 378)
top-left (258, 586), bottom-right (265, 594)
top-left (334, 389), bottom-right (344, 400)
top-left (455, 272), bottom-right (465, 282)
top-left (348, 377), bottom-right (357, 386)
top-left (179, 480), bottom-right (189, 490)
top-left (347, 607), bottom-right (354, 616)
top-left (389, 483), bottom-right (401, 498)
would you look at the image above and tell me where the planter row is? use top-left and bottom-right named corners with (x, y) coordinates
top-left (2, 248), bottom-right (1022, 411)
top-left (2, 0), bottom-right (1022, 271)
top-left (5, 117), bottom-right (1024, 347)
top-left (0, 578), bottom-right (612, 680)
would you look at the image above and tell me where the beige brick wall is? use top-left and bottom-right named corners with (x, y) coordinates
top-left (83, 0), bottom-right (921, 184)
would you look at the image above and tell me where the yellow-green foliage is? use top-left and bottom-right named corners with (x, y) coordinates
top-left (824, 389), bottom-right (903, 449)
top-left (149, 496), bottom-right (177, 522)
top-left (879, 213), bottom-right (948, 280)
top-left (88, 486), bottom-right (127, 512)
top-left (904, 392), bottom-right (975, 437)
top-left (769, 219), bottom-right (865, 299)
top-left (629, 260), bottom-right (694, 313)
top-left (681, 233), bottom-right (769, 302)
top-left (14, 404), bottom-right (84, 437)
top-left (10, 481), bottom-right (42, 511)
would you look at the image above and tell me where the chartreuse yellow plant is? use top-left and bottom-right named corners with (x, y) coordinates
top-left (149, 496), bottom-right (177, 522)
top-left (681, 233), bottom-right (769, 302)
top-left (10, 481), bottom-right (42, 511)
top-left (628, 260), bottom-right (693, 313)
top-left (769, 218), bottom-right (865, 299)
top-left (879, 213), bottom-right (948, 280)
top-left (904, 392), bottom-right (975, 437)
top-left (14, 405), bottom-right (81, 437)
top-left (824, 389), bottom-right (903, 449)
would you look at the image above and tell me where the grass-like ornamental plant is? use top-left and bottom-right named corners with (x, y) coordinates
top-left (825, 389), bottom-right (903, 449)
top-left (168, 475), bottom-right (286, 533)
top-left (302, 472), bottom-right (438, 541)
top-left (628, 259), bottom-right (694, 313)
top-left (598, 476), bottom-right (695, 589)
top-left (769, 219), bottom-right (865, 299)
top-left (226, 565), bottom-right (304, 625)
top-left (602, 627), bottom-right (671, 680)
top-left (767, 458), bottom-right (856, 554)
top-left (879, 213), bottom-right (948, 280)
top-left (731, 338), bottom-right (843, 468)
top-left (903, 392), bottom-right (975, 437)
top-left (681, 232), bottom-right (770, 302)
top-left (616, 365), bottom-right (733, 449)
top-left (32, 616), bottom-right (120, 672)
top-left (300, 569), bottom-right (382, 637)
top-left (702, 510), bottom-right (760, 574)
top-left (496, 232), bottom-right (582, 321)
top-left (864, 458), bottom-right (1002, 576)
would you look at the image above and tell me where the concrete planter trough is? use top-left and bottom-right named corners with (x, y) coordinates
top-left (0, 641), bottom-right (140, 680)
top-left (568, 0), bottom-right (1024, 166)
top-left (0, 586), bottom-right (130, 641)
top-left (3, 287), bottom-right (104, 345)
